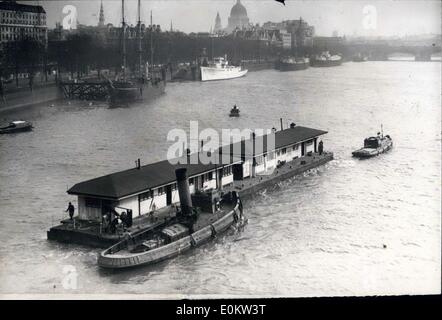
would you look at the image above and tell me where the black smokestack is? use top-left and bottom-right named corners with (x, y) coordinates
top-left (175, 168), bottom-right (193, 216)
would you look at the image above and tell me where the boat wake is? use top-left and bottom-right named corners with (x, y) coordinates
top-left (326, 159), bottom-right (356, 169)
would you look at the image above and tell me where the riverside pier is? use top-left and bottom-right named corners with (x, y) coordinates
top-left (59, 79), bottom-right (110, 100)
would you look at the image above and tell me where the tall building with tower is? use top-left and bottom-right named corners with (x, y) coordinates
top-left (214, 12), bottom-right (222, 33)
top-left (98, 0), bottom-right (105, 28)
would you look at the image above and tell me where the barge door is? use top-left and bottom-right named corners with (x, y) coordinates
top-left (166, 185), bottom-right (172, 205)
top-left (232, 163), bottom-right (243, 181)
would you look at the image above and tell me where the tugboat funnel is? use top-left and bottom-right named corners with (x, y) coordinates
top-left (175, 168), bottom-right (193, 216)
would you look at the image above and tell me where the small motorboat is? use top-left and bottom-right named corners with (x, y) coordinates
top-left (0, 120), bottom-right (33, 134)
top-left (352, 130), bottom-right (393, 158)
top-left (229, 105), bottom-right (240, 117)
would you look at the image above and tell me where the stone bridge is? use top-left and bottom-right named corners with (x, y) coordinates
top-left (343, 43), bottom-right (442, 61)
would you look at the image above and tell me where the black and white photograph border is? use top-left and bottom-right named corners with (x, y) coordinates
top-left (0, 0), bottom-right (440, 300)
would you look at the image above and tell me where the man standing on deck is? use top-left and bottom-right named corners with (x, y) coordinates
top-left (66, 202), bottom-right (75, 220)
top-left (318, 140), bottom-right (324, 155)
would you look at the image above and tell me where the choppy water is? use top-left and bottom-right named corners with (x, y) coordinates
top-left (0, 61), bottom-right (440, 297)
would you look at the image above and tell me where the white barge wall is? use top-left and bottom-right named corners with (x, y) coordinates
top-left (203, 177), bottom-right (217, 190)
top-left (222, 174), bottom-right (233, 186)
top-left (264, 152), bottom-right (276, 172)
top-left (138, 189), bottom-right (167, 215)
top-left (291, 144), bottom-right (302, 159)
top-left (118, 197), bottom-right (140, 217)
top-left (305, 140), bottom-right (315, 153)
top-left (139, 196), bottom-right (153, 216)
top-left (171, 189), bottom-right (180, 204)
top-left (255, 162), bottom-right (265, 175)
top-left (78, 196), bottom-right (102, 222)
top-left (242, 160), bottom-right (251, 178)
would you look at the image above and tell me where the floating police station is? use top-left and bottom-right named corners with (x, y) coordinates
top-left (48, 123), bottom-right (333, 247)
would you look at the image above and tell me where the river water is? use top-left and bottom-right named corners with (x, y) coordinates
top-left (0, 61), bottom-right (440, 297)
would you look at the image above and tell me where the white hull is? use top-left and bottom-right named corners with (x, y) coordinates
top-left (200, 66), bottom-right (248, 81)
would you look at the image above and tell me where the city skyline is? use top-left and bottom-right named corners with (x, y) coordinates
top-left (28, 0), bottom-right (441, 37)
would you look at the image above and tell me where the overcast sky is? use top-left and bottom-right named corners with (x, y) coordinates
top-left (30, 0), bottom-right (441, 37)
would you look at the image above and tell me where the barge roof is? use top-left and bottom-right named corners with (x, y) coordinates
top-left (68, 156), bottom-right (242, 200)
top-left (219, 125), bottom-right (328, 156)
top-left (68, 126), bottom-right (327, 199)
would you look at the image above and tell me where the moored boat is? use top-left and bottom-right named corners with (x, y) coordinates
top-left (352, 131), bottom-right (393, 158)
top-left (0, 120), bottom-right (33, 134)
top-left (277, 57), bottom-right (310, 71)
top-left (200, 56), bottom-right (248, 81)
top-left (171, 62), bottom-right (199, 81)
top-left (310, 51), bottom-right (343, 67)
top-left (108, 75), bottom-right (165, 107)
top-left (108, 0), bottom-right (166, 106)
top-left (240, 59), bottom-right (274, 72)
top-left (98, 169), bottom-right (246, 269)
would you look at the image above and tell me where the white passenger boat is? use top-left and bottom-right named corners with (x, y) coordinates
top-left (200, 57), bottom-right (248, 81)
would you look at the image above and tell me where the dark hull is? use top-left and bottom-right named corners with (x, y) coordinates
top-left (0, 125), bottom-right (32, 134)
top-left (352, 140), bottom-right (393, 158)
top-left (109, 81), bottom-right (165, 106)
top-left (98, 197), bottom-right (243, 269)
top-left (171, 65), bottom-right (199, 81)
top-left (278, 61), bottom-right (309, 72)
top-left (241, 61), bottom-right (274, 72)
top-left (310, 59), bottom-right (343, 67)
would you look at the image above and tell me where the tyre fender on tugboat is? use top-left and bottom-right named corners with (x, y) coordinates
top-left (210, 224), bottom-right (217, 238)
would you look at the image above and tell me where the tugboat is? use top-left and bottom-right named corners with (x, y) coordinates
top-left (310, 51), bottom-right (343, 67)
top-left (229, 105), bottom-right (240, 117)
top-left (200, 56), bottom-right (248, 81)
top-left (98, 168), bottom-right (246, 269)
top-left (276, 57), bottom-right (310, 71)
top-left (352, 127), bottom-right (393, 158)
top-left (109, 0), bottom-right (165, 106)
top-left (0, 120), bottom-right (33, 134)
